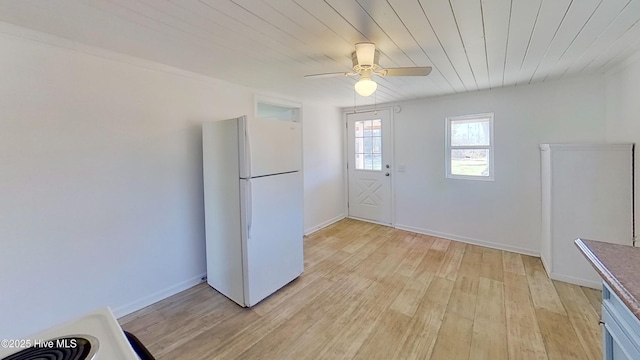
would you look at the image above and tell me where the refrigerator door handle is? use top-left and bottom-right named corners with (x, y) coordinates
top-left (247, 179), bottom-right (252, 239)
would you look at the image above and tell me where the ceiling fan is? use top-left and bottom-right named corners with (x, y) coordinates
top-left (305, 42), bottom-right (432, 96)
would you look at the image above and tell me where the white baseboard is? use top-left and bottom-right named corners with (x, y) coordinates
top-left (540, 255), bottom-right (552, 275)
top-left (304, 214), bottom-right (346, 236)
top-left (113, 273), bottom-right (206, 318)
top-left (548, 272), bottom-right (601, 289)
top-left (347, 216), bottom-right (393, 227)
top-left (394, 224), bottom-right (539, 257)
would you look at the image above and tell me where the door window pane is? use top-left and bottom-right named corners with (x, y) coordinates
top-left (363, 137), bottom-right (372, 153)
top-left (354, 119), bottom-right (382, 171)
top-left (355, 153), bottom-right (364, 169)
top-left (373, 136), bottom-right (381, 153)
top-left (372, 154), bottom-right (382, 170)
top-left (355, 121), bottom-right (364, 137)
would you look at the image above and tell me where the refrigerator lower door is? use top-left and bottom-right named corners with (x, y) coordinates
top-left (240, 172), bottom-right (304, 307)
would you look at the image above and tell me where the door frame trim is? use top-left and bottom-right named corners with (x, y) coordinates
top-left (342, 107), bottom-right (395, 226)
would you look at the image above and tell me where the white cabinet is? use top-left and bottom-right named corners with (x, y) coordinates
top-left (602, 283), bottom-right (640, 360)
top-left (540, 143), bottom-right (633, 288)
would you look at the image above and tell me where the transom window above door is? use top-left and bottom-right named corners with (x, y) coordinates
top-left (354, 119), bottom-right (382, 171)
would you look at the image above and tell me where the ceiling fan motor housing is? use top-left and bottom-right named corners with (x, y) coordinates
top-left (352, 48), bottom-right (380, 72)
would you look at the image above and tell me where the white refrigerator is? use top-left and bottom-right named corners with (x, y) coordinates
top-left (202, 116), bottom-right (303, 307)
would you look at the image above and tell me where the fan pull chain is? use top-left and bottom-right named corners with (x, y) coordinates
top-left (374, 91), bottom-right (378, 115)
top-left (353, 87), bottom-right (357, 114)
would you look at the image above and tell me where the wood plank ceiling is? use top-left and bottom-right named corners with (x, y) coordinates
top-left (0, 0), bottom-right (639, 107)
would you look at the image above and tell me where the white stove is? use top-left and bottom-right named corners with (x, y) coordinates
top-left (0, 307), bottom-right (141, 360)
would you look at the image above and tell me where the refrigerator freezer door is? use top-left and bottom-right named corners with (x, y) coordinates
top-left (241, 172), bottom-right (304, 306)
top-left (239, 117), bottom-right (302, 178)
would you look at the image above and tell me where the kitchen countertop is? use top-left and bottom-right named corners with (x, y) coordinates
top-left (575, 238), bottom-right (640, 320)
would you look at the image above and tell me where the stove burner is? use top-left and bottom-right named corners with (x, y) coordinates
top-left (2, 336), bottom-right (98, 360)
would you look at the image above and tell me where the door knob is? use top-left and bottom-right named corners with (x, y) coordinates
top-left (385, 172), bottom-right (390, 176)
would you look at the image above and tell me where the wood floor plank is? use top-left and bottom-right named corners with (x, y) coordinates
top-left (315, 275), bottom-right (406, 360)
top-left (396, 277), bottom-right (455, 360)
top-left (503, 250), bottom-right (526, 275)
top-left (536, 308), bottom-right (589, 360)
top-left (458, 245), bottom-right (483, 277)
top-left (522, 255), bottom-right (567, 316)
top-left (390, 270), bottom-right (434, 317)
top-left (207, 278), bottom-right (336, 360)
top-left (446, 274), bottom-right (479, 321)
top-left (553, 281), bottom-right (602, 360)
top-left (430, 312), bottom-right (474, 360)
top-left (437, 240), bottom-right (466, 280)
top-left (121, 219), bottom-right (603, 360)
top-left (430, 237), bottom-right (451, 252)
top-left (322, 232), bottom-right (388, 282)
top-left (503, 271), bottom-right (548, 360)
top-left (420, 241), bottom-right (449, 274)
top-left (470, 277), bottom-right (507, 360)
top-left (367, 235), bottom-right (415, 281)
top-left (395, 235), bottom-right (433, 277)
top-left (273, 277), bottom-right (377, 359)
top-left (239, 276), bottom-right (374, 360)
top-left (352, 308), bottom-right (413, 360)
top-left (481, 247), bottom-right (504, 282)
top-left (581, 287), bottom-right (603, 318)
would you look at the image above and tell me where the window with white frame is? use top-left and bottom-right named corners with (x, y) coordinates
top-left (445, 113), bottom-right (494, 180)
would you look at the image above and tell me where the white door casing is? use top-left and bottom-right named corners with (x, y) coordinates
top-left (346, 109), bottom-right (392, 225)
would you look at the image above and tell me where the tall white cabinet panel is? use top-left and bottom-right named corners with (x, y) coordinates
top-left (540, 143), bottom-right (633, 288)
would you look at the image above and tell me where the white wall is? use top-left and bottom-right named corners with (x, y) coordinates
top-left (302, 103), bottom-right (345, 234)
top-left (605, 55), bottom-right (640, 236)
top-left (0, 25), bottom-right (344, 338)
top-left (391, 76), bottom-right (607, 255)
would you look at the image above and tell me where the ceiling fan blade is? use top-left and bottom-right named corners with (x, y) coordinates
top-left (304, 72), bottom-right (350, 78)
top-left (355, 42), bottom-right (376, 66)
top-left (382, 66), bottom-right (432, 76)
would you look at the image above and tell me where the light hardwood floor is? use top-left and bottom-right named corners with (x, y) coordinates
top-left (120, 219), bottom-right (602, 360)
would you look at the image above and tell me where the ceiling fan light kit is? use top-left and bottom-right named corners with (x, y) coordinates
top-left (305, 42), bottom-right (432, 97)
top-left (355, 78), bottom-right (377, 96)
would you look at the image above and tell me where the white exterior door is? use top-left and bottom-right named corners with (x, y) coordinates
top-left (347, 109), bottom-right (392, 225)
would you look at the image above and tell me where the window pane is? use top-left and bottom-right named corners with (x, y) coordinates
top-left (355, 121), bottom-right (364, 137)
top-left (363, 137), bottom-right (372, 153)
top-left (372, 119), bottom-right (382, 136)
top-left (364, 120), bottom-right (373, 136)
top-left (355, 137), bottom-right (363, 153)
top-left (353, 119), bottom-right (383, 171)
top-left (364, 154), bottom-right (373, 170)
top-left (372, 154), bottom-right (382, 170)
top-left (372, 136), bottom-right (381, 153)
top-left (355, 153), bottom-right (364, 169)
top-left (451, 149), bottom-right (490, 176)
top-left (451, 119), bottom-right (490, 146)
